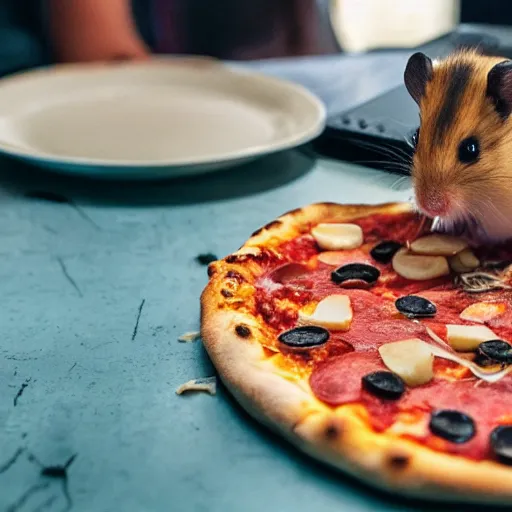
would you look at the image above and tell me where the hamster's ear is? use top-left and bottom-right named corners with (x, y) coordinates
top-left (487, 60), bottom-right (512, 119)
top-left (404, 52), bottom-right (433, 105)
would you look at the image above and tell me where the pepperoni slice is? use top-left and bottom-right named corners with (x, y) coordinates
top-left (310, 351), bottom-right (384, 406)
top-left (267, 263), bottom-right (310, 284)
top-left (343, 318), bottom-right (426, 351)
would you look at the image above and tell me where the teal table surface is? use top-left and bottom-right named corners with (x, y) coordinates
top-left (0, 54), bottom-right (501, 512)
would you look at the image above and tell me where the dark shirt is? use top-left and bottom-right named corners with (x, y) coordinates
top-left (137, 0), bottom-right (338, 60)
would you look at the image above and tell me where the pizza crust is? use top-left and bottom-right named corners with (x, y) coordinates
top-left (201, 202), bottom-right (512, 504)
top-left (243, 202), bottom-right (412, 249)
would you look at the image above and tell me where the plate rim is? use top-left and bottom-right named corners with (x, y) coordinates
top-left (0, 58), bottom-right (326, 168)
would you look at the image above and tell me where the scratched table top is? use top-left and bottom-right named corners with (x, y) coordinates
top-left (0, 54), bottom-right (501, 512)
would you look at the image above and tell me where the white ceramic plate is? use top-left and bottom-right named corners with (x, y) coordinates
top-left (0, 58), bottom-right (325, 179)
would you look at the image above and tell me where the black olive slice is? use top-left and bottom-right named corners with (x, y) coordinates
top-left (362, 371), bottom-right (405, 400)
top-left (331, 263), bottom-right (380, 286)
top-left (429, 410), bottom-right (476, 443)
top-left (477, 340), bottom-right (512, 364)
top-left (278, 326), bottom-right (329, 349)
top-left (473, 352), bottom-right (499, 368)
top-left (484, 260), bottom-right (512, 271)
top-left (491, 426), bottom-right (512, 465)
top-left (370, 241), bottom-right (402, 264)
top-left (395, 295), bottom-right (436, 318)
top-left (196, 253), bottom-right (218, 265)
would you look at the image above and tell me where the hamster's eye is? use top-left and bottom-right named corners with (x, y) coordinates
top-left (412, 128), bottom-right (419, 148)
top-left (458, 137), bottom-right (480, 164)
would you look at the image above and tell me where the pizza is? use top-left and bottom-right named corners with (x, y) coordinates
top-left (200, 202), bottom-right (512, 504)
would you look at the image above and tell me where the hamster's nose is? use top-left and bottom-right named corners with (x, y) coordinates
top-left (416, 191), bottom-right (451, 217)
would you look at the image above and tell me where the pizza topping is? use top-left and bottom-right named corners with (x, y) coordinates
top-left (317, 251), bottom-right (346, 266)
top-left (362, 371), bottom-right (405, 400)
top-left (175, 377), bottom-right (217, 396)
top-left (395, 295), bottom-right (436, 319)
top-left (432, 346), bottom-right (512, 382)
top-left (196, 253), bottom-right (218, 265)
top-left (477, 340), bottom-right (512, 364)
top-left (484, 260), bottom-right (512, 271)
top-left (491, 426), bottom-right (512, 465)
top-left (459, 302), bottom-right (506, 323)
top-left (378, 339), bottom-right (434, 387)
top-left (178, 331), bottom-right (201, 343)
top-left (386, 411), bottom-right (430, 437)
top-left (331, 263), bottom-right (380, 287)
top-left (268, 263), bottom-right (309, 284)
top-left (370, 240), bottom-right (402, 264)
top-left (311, 223), bottom-right (363, 251)
top-left (278, 326), bottom-right (329, 350)
top-left (392, 248), bottom-right (450, 281)
top-left (446, 324), bottom-right (497, 352)
top-left (298, 294), bottom-right (353, 331)
top-left (473, 352), bottom-right (500, 368)
top-left (410, 234), bottom-right (468, 256)
top-left (316, 249), bottom-right (371, 267)
top-left (309, 352), bottom-right (384, 406)
top-left (457, 248), bottom-right (480, 268)
top-left (424, 326), bottom-right (512, 382)
top-left (455, 271), bottom-right (512, 293)
top-left (449, 248), bottom-right (480, 273)
top-left (429, 410), bottom-right (476, 443)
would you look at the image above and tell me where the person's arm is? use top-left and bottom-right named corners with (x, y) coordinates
top-left (48, 0), bottom-right (150, 63)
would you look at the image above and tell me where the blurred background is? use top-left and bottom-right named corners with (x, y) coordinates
top-left (0, 0), bottom-right (511, 78)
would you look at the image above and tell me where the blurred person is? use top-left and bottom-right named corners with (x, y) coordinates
top-left (47, 0), bottom-right (338, 63)
top-left (0, 0), bottom-right (45, 76)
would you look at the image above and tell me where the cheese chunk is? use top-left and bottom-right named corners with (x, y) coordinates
top-left (392, 248), bottom-right (450, 281)
top-left (379, 338), bottom-right (434, 387)
top-left (299, 294), bottom-right (352, 331)
top-left (176, 377), bottom-right (217, 396)
top-left (178, 331), bottom-right (201, 343)
top-left (446, 324), bottom-right (498, 352)
top-left (449, 248), bottom-right (480, 273)
top-left (460, 302), bottom-right (506, 324)
top-left (387, 411), bottom-right (429, 437)
top-left (410, 234), bottom-right (468, 256)
top-left (311, 223), bottom-right (363, 251)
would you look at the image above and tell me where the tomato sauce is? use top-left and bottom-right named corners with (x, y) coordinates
top-left (254, 211), bottom-right (512, 461)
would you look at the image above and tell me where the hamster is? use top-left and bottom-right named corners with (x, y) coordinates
top-left (404, 49), bottom-right (512, 243)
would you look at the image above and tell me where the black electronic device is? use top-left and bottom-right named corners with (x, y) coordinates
top-left (313, 24), bottom-right (512, 173)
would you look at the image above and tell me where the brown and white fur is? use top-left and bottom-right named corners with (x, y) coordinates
top-left (404, 49), bottom-right (512, 244)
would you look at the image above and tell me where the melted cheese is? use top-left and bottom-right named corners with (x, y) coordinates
top-left (459, 302), bottom-right (506, 324)
top-left (424, 326), bottom-right (512, 383)
top-left (262, 353), bottom-right (310, 380)
top-left (387, 411), bottom-right (429, 437)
